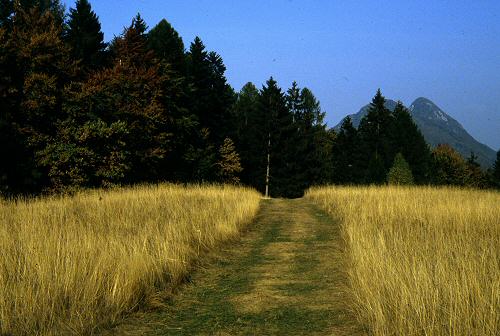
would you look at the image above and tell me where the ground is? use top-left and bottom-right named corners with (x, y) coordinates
top-left (105, 199), bottom-right (366, 335)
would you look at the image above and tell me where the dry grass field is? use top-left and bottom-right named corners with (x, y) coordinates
top-left (306, 186), bottom-right (500, 336)
top-left (0, 184), bottom-right (261, 336)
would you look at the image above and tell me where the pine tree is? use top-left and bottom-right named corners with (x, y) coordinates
top-left (233, 82), bottom-right (260, 186)
top-left (358, 89), bottom-right (395, 183)
top-left (491, 150), bottom-right (500, 188)
top-left (216, 138), bottom-right (242, 184)
top-left (258, 77), bottom-right (299, 197)
top-left (387, 153), bottom-right (414, 185)
top-left (147, 19), bottom-right (185, 73)
top-left (65, 0), bottom-right (106, 71)
top-left (332, 116), bottom-right (362, 184)
top-left (392, 101), bottom-right (431, 183)
top-left (186, 37), bottom-right (235, 144)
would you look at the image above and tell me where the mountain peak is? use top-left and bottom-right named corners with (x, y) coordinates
top-left (410, 97), bottom-right (449, 123)
top-left (334, 96), bottom-right (496, 167)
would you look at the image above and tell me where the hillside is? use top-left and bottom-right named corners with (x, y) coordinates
top-left (334, 98), bottom-right (496, 167)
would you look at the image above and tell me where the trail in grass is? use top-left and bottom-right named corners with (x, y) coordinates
top-left (107, 198), bottom-right (365, 335)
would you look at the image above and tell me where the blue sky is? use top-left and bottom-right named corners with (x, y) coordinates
top-left (64, 0), bottom-right (500, 149)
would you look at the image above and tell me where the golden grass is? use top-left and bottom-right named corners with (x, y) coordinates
top-left (0, 184), bottom-right (261, 335)
top-left (306, 186), bottom-right (500, 336)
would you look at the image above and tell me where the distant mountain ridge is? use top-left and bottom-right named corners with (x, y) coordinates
top-left (333, 97), bottom-right (496, 167)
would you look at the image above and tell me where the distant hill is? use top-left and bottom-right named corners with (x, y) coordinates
top-left (334, 97), bottom-right (496, 168)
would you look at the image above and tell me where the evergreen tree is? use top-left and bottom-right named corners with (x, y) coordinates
top-left (147, 19), bottom-right (185, 73)
top-left (332, 116), bottom-right (362, 184)
top-left (387, 153), bottom-right (414, 185)
top-left (358, 89), bottom-right (395, 183)
top-left (491, 150), bottom-right (500, 188)
top-left (186, 37), bottom-right (235, 144)
top-left (65, 0), bottom-right (106, 71)
top-left (392, 101), bottom-right (431, 183)
top-left (289, 85), bottom-right (331, 189)
top-left (216, 138), bottom-right (242, 184)
top-left (233, 82), bottom-right (261, 186)
top-left (258, 77), bottom-right (299, 197)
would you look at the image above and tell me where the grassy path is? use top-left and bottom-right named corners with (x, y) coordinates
top-left (108, 199), bottom-right (365, 335)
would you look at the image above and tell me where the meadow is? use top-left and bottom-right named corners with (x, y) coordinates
top-left (0, 184), bottom-right (261, 335)
top-left (306, 186), bottom-right (500, 336)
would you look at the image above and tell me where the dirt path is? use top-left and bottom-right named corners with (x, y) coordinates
top-left (107, 199), bottom-right (365, 335)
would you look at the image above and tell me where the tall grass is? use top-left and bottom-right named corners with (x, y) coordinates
top-left (0, 184), bottom-right (261, 335)
top-left (306, 186), bottom-right (500, 336)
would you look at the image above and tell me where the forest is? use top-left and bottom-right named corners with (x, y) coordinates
top-left (1, 0), bottom-right (500, 198)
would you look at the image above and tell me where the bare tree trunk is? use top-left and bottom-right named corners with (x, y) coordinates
top-left (265, 132), bottom-right (271, 198)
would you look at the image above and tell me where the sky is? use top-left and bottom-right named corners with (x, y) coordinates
top-left (64, 0), bottom-right (500, 149)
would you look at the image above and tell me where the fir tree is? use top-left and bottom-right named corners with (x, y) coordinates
top-left (387, 153), bottom-right (414, 185)
top-left (259, 77), bottom-right (299, 197)
top-left (392, 101), bottom-right (431, 183)
top-left (65, 0), bottom-right (106, 71)
top-left (147, 19), bottom-right (185, 73)
top-left (233, 82), bottom-right (260, 186)
top-left (358, 89), bottom-right (395, 183)
top-left (491, 150), bottom-right (500, 188)
top-left (332, 116), bottom-right (362, 184)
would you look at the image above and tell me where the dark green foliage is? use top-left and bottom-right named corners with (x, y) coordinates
top-left (65, 0), bottom-right (106, 71)
top-left (147, 19), bottom-right (185, 73)
top-left (0, 6), bottom-right (488, 196)
top-left (187, 37), bottom-right (236, 144)
top-left (332, 117), bottom-right (363, 184)
top-left (391, 102), bottom-right (431, 183)
top-left (387, 153), bottom-right (414, 185)
top-left (358, 89), bottom-right (395, 183)
top-left (492, 150), bottom-right (500, 187)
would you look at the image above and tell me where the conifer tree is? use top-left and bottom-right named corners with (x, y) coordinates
top-left (147, 19), bottom-right (185, 73)
top-left (491, 150), bottom-right (500, 188)
top-left (332, 116), bottom-right (362, 184)
top-left (187, 37), bottom-right (235, 144)
top-left (392, 101), bottom-right (431, 183)
top-left (258, 77), bottom-right (299, 197)
top-left (233, 82), bottom-right (260, 185)
top-left (387, 153), bottom-right (414, 185)
top-left (358, 89), bottom-right (395, 183)
top-left (65, 0), bottom-right (106, 71)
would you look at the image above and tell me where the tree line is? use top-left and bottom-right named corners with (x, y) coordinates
top-left (1, 0), bottom-right (499, 197)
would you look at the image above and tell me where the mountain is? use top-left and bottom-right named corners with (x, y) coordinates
top-left (334, 97), bottom-right (496, 167)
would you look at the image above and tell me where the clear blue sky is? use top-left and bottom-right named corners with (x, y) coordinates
top-left (63, 0), bottom-right (500, 149)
